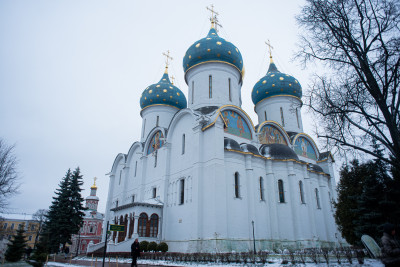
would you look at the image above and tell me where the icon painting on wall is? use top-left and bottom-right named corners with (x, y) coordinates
top-left (294, 136), bottom-right (317, 160)
top-left (147, 131), bottom-right (164, 155)
top-left (258, 124), bottom-right (287, 145)
top-left (221, 110), bottom-right (252, 140)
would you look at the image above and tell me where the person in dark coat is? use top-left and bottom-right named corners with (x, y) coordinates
top-left (381, 223), bottom-right (400, 267)
top-left (131, 238), bottom-right (140, 267)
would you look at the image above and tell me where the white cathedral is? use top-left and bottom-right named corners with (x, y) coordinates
top-left (88, 17), bottom-right (343, 254)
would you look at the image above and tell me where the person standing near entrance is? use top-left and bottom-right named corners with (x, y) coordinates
top-left (131, 238), bottom-right (140, 267)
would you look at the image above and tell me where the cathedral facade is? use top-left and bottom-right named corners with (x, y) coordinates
top-left (90, 20), bottom-right (342, 253)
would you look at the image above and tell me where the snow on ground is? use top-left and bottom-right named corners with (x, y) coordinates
top-left (63, 256), bottom-right (384, 267)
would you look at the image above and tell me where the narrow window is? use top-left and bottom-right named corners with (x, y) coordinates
top-left (142, 119), bottom-right (146, 138)
top-left (119, 170), bottom-right (122, 185)
top-left (90, 226), bottom-right (93, 233)
top-left (278, 179), bottom-right (285, 203)
top-left (264, 111), bottom-right (267, 121)
top-left (11, 224), bottom-right (14, 230)
top-left (31, 225), bottom-right (35, 231)
top-left (299, 181), bottom-right (305, 204)
top-left (315, 188), bottom-right (321, 209)
top-left (179, 179), bottom-right (185, 204)
top-left (328, 191), bottom-right (333, 210)
top-left (234, 172), bottom-right (240, 198)
top-left (152, 187), bottom-right (157, 198)
top-left (191, 81), bottom-right (194, 104)
top-left (156, 116), bottom-right (159, 127)
top-left (280, 107), bottom-right (285, 127)
top-left (28, 236), bottom-right (32, 241)
top-left (138, 213), bottom-right (148, 237)
top-left (132, 195), bottom-right (135, 203)
top-left (296, 108), bottom-right (300, 128)
top-left (149, 214), bottom-right (159, 237)
top-left (116, 200), bottom-right (119, 208)
top-left (259, 177), bottom-right (264, 201)
top-left (3, 223), bottom-right (7, 229)
top-left (134, 161), bottom-right (138, 177)
top-left (182, 134), bottom-right (185, 154)
top-left (154, 152), bottom-right (157, 168)
top-left (209, 75), bottom-right (212, 98)
top-left (228, 78), bottom-right (232, 101)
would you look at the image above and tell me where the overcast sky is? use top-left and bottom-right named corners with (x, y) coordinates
top-left (1, 0), bottom-right (331, 216)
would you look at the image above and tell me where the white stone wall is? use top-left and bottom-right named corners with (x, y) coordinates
top-left (255, 96), bottom-right (303, 133)
top-left (186, 63), bottom-right (242, 110)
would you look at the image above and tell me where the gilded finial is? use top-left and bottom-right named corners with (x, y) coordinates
top-left (171, 75), bottom-right (175, 85)
top-left (265, 40), bottom-right (274, 63)
top-left (91, 177), bottom-right (97, 189)
top-left (162, 50), bottom-right (173, 74)
top-left (206, 4), bottom-right (222, 31)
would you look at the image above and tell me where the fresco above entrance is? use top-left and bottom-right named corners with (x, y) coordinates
top-left (221, 110), bottom-right (252, 140)
top-left (293, 136), bottom-right (317, 160)
top-left (258, 124), bottom-right (288, 145)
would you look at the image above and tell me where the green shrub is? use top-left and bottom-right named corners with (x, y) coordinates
top-left (148, 241), bottom-right (157, 252)
top-left (157, 242), bottom-right (168, 252)
top-left (139, 241), bottom-right (149, 252)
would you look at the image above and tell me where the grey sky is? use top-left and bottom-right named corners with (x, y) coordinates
top-left (1, 0), bottom-right (325, 215)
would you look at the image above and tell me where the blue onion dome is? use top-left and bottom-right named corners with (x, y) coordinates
top-left (140, 68), bottom-right (187, 110)
top-left (183, 27), bottom-right (244, 81)
top-left (251, 57), bottom-right (302, 106)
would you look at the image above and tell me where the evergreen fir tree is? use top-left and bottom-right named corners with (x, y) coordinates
top-left (334, 160), bottom-right (366, 245)
top-left (44, 168), bottom-right (86, 253)
top-left (4, 226), bottom-right (27, 262)
top-left (45, 169), bottom-right (72, 252)
top-left (69, 167), bottom-right (86, 236)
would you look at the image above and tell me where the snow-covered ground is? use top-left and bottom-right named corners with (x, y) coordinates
top-left (51, 255), bottom-right (384, 267)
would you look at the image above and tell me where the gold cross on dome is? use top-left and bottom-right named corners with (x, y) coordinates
top-left (206, 4), bottom-right (221, 31)
top-left (170, 75), bottom-right (175, 85)
top-left (162, 50), bottom-right (173, 73)
top-left (93, 177), bottom-right (97, 186)
top-left (265, 40), bottom-right (274, 59)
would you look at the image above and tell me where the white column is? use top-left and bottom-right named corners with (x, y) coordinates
top-left (115, 216), bottom-right (120, 244)
top-left (125, 214), bottom-right (131, 241)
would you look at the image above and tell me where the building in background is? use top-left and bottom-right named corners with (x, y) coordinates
top-left (0, 215), bottom-right (40, 258)
top-left (71, 179), bottom-right (104, 255)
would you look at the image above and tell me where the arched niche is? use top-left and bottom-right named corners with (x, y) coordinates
top-left (292, 134), bottom-right (319, 160)
top-left (146, 130), bottom-right (165, 155)
top-left (220, 109), bottom-right (252, 140)
top-left (257, 122), bottom-right (289, 145)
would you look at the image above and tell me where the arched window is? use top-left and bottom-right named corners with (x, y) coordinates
top-left (138, 213), bottom-right (148, 237)
top-left (209, 75), bottom-right (212, 98)
top-left (296, 108), bottom-right (300, 128)
top-left (156, 116), bottom-right (159, 127)
top-left (299, 181), bottom-right (305, 204)
top-left (264, 111), bottom-right (267, 121)
top-left (142, 119), bottom-right (146, 138)
top-left (315, 188), bottom-right (321, 209)
top-left (234, 172), bottom-right (240, 198)
top-left (128, 214), bottom-right (134, 239)
top-left (134, 161), bottom-right (138, 177)
top-left (228, 78), bottom-right (231, 101)
top-left (149, 214), bottom-right (159, 238)
top-left (191, 81), bottom-right (194, 104)
top-left (259, 177), bottom-right (264, 201)
top-left (280, 107), bottom-right (285, 127)
top-left (182, 134), bottom-right (185, 155)
top-left (278, 179), bottom-right (285, 203)
top-left (179, 179), bottom-right (185, 205)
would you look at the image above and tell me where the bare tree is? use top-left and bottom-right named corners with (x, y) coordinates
top-left (0, 139), bottom-right (20, 211)
top-left (296, 0), bottom-right (400, 168)
top-left (32, 209), bottom-right (48, 249)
